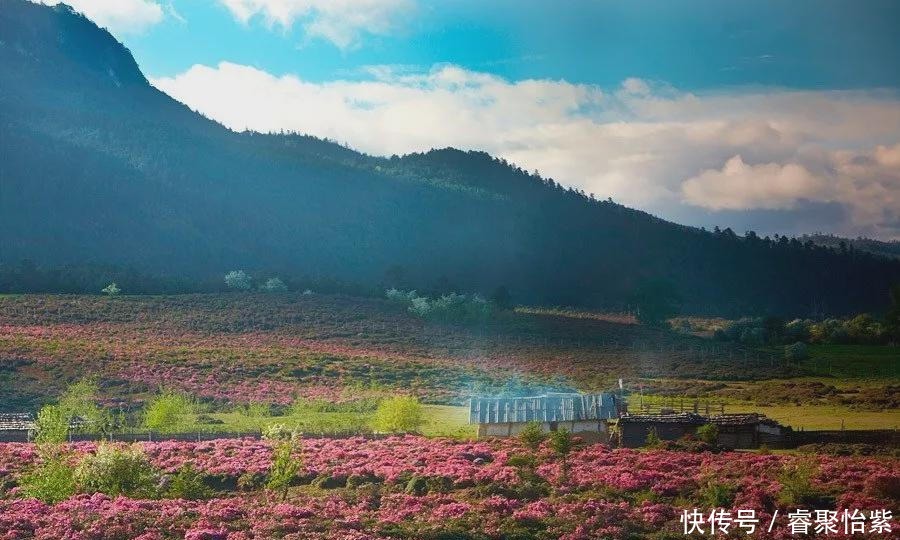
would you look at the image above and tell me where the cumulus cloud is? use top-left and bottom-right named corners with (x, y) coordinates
top-left (218, 0), bottom-right (414, 49)
top-left (38, 0), bottom-right (164, 34)
top-left (682, 157), bottom-right (827, 211)
top-left (151, 64), bottom-right (900, 239)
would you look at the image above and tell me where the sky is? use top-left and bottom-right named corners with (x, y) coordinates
top-left (42, 0), bottom-right (900, 240)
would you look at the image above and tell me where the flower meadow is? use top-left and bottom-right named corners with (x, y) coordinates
top-left (0, 294), bottom-right (790, 411)
top-left (1, 436), bottom-right (897, 539)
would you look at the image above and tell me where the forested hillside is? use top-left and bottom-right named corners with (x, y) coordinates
top-left (1, 0), bottom-right (899, 317)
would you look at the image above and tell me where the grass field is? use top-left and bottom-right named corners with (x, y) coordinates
top-left (199, 404), bottom-right (475, 438)
top-left (628, 392), bottom-right (900, 430)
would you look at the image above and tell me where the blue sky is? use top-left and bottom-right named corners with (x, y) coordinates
top-left (45, 0), bottom-right (900, 240)
top-left (115, 1), bottom-right (900, 89)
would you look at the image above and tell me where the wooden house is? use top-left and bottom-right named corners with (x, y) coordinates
top-left (711, 413), bottom-right (789, 449)
top-left (0, 413), bottom-right (36, 441)
top-left (617, 412), bottom-right (706, 447)
top-left (469, 392), bottom-right (620, 442)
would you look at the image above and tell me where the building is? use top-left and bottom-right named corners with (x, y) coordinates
top-left (711, 413), bottom-right (789, 449)
top-left (469, 392), bottom-right (620, 442)
top-left (617, 412), bottom-right (707, 447)
top-left (618, 412), bottom-right (790, 449)
top-left (0, 413), bottom-right (36, 442)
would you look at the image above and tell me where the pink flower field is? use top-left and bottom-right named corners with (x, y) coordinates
top-left (0, 436), bottom-right (896, 539)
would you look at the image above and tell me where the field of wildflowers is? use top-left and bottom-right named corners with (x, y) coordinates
top-left (0, 436), bottom-right (897, 539)
top-left (0, 293), bottom-right (807, 410)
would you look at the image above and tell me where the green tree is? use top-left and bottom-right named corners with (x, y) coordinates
top-left (632, 278), bottom-right (682, 327)
top-left (371, 396), bottom-right (425, 433)
top-left (549, 429), bottom-right (575, 484)
top-left (58, 378), bottom-right (107, 435)
top-left (519, 422), bottom-right (545, 451)
top-left (143, 392), bottom-right (195, 433)
top-left (267, 439), bottom-right (301, 501)
top-left (35, 404), bottom-right (69, 444)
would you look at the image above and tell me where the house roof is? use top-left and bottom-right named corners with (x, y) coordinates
top-left (0, 413), bottom-right (36, 431)
top-left (710, 413), bottom-right (781, 427)
top-left (469, 393), bottom-right (619, 424)
top-left (618, 412), bottom-right (707, 425)
top-left (0, 413), bottom-right (93, 431)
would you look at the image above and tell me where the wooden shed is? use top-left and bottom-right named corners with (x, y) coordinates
top-left (0, 413), bottom-right (36, 442)
top-left (617, 412), bottom-right (707, 447)
top-left (711, 413), bottom-right (789, 449)
top-left (469, 392), bottom-right (620, 442)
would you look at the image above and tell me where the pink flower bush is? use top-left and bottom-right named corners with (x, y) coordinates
top-left (0, 437), bottom-right (897, 539)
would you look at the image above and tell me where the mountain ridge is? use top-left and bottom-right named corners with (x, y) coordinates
top-left (1, 0), bottom-right (899, 317)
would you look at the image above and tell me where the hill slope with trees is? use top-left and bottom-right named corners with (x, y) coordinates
top-left (1, 0), bottom-right (899, 317)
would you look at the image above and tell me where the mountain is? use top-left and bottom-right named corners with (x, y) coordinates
top-left (1, 0), bottom-right (899, 317)
top-left (802, 235), bottom-right (900, 261)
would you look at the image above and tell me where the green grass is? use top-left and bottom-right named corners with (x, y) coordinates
top-left (725, 403), bottom-right (900, 431)
top-left (192, 404), bottom-right (474, 438)
top-left (419, 405), bottom-right (475, 438)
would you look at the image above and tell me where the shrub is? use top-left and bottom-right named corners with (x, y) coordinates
top-left (696, 423), bottom-right (719, 445)
top-left (699, 479), bottom-right (736, 508)
top-left (224, 270), bottom-right (252, 290)
top-left (267, 440), bottom-right (301, 501)
top-left (143, 392), bottom-right (195, 434)
top-left (386, 288), bottom-right (418, 304)
top-left (74, 443), bottom-right (158, 498)
top-left (519, 422), bottom-right (545, 451)
top-left (371, 396), bottom-right (425, 433)
top-left (100, 282), bottom-right (120, 296)
top-left (261, 423), bottom-right (295, 441)
top-left (645, 427), bottom-right (662, 448)
top-left (18, 448), bottom-right (76, 503)
top-left (425, 476), bottom-right (453, 494)
top-left (167, 463), bottom-right (211, 500)
top-left (386, 289), bottom-right (494, 324)
top-left (259, 277), bottom-right (287, 293)
top-left (34, 405), bottom-right (68, 444)
top-left (778, 460), bottom-right (826, 506)
top-left (549, 429), bottom-right (574, 459)
top-left (405, 475), bottom-right (428, 496)
top-left (784, 341), bottom-right (809, 361)
top-left (237, 472), bottom-right (266, 491)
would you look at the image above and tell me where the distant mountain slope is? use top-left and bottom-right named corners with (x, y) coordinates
top-left (802, 234), bottom-right (900, 260)
top-left (1, 0), bottom-right (899, 316)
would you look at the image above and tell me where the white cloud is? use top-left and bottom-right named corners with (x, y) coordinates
top-left (681, 156), bottom-right (828, 210)
top-left (218, 0), bottom-right (413, 49)
top-left (39, 0), bottom-right (164, 34)
top-left (151, 64), bottom-right (900, 239)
